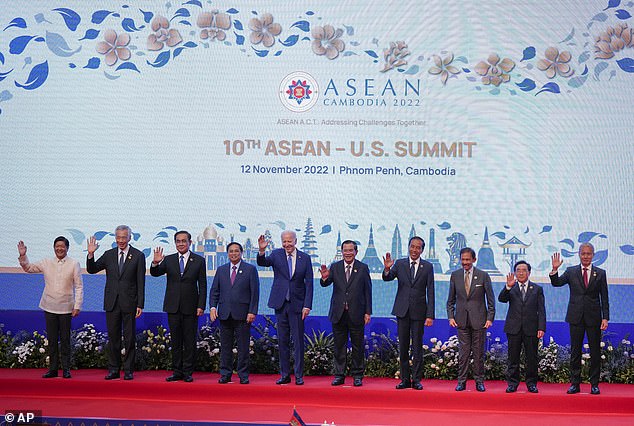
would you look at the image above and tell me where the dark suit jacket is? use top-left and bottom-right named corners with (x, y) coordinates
top-left (498, 281), bottom-right (546, 336)
top-left (320, 259), bottom-right (372, 325)
top-left (209, 261), bottom-right (259, 320)
top-left (550, 265), bottom-right (609, 326)
top-left (446, 266), bottom-right (495, 328)
top-left (382, 258), bottom-right (435, 321)
top-left (149, 251), bottom-right (207, 314)
top-left (87, 246), bottom-right (145, 312)
top-left (257, 248), bottom-right (313, 313)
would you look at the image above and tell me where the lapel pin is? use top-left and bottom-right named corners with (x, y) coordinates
top-left (353, 269), bottom-right (357, 273)
top-left (127, 255), bottom-right (132, 260)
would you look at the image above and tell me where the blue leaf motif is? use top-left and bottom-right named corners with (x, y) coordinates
top-left (236, 33), bottom-right (245, 45)
top-left (616, 9), bottom-right (632, 19)
top-left (142, 248), bottom-right (151, 258)
top-left (594, 61), bottom-right (609, 79)
top-left (132, 232), bottom-right (141, 241)
top-left (183, 0), bottom-right (203, 7)
top-left (182, 41), bottom-right (196, 48)
top-left (561, 249), bottom-right (577, 258)
top-left (238, 223), bottom-right (247, 232)
top-left (346, 222), bottom-right (359, 230)
top-left (620, 244), bottom-right (634, 255)
top-left (592, 249), bottom-right (608, 266)
top-left (178, 20), bottom-right (191, 26)
top-left (291, 20), bottom-right (310, 32)
top-left (524, 226), bottom-right (530, 234)
top-left (0, 52), bottom-right (4, 65)
top-left (46, 31), bottom-right (81, 57)
top-left (9, 35), bottom-right (43, 55)
top-left (437, 222), bottom-right (451, 230)
top-left (252, 47), bottom-right (269, 57)
top-left (83, 57), bottom-right (100, 69)
top-left (173, 47), bottom-right (185, 58)
top-left (535, 260), bottom-right (551, 271)
top-left (79, 29), bottom-right (100, 41)
top-left (3, 17), bottom-right (27, 31)
top-left (153, 231), bottom-right (169, 239)
top-left (320, 225), bottom-right (332, 235)
top-left (93, 231), bottom-right (111, 241)
top-left (491, 231), bottom-right (506, 239)
top-left (162, 226), bottom-right (178, 231)
top-left (489, 87), bottom-right (500, 95)
top-left (365, 50), bottom-right (378, 58)
top-left (270, 221), bottom-right (286, 230)
top-left (306, 11), bottom-right (315, 16)
top-left (234, 20), bottom-right (243, 31)
top-left (568, 74), bottom-right (588, 88)
top-left (520, 46), bottom-right (536, 61)
top-left (53, 8), bottom-right (81, 31)
top-left (462, 68), bottom-right (470, 73)
top-left (14, 60), bottom-right (48, 90)
top-left (64, 229), bottom-right (85, 245)
top-left (535, 82), bottom-right (560, 95)
top-left (539, 225), bottom-right (552, 234)
top-left (274, 50), bottom-right (282, 56)
top-left (516, 78), bottom-right (536, 91)
top-left (92, 10), bottom-right (114, 24)
top-left (226, 8), bottom-right (239, 14)
top-left (578, 51), bottom-right (590, 63)
top-left (616, 57), bottom-right (634, 72)
top-left (171, 8), bottom-right (190, 21)
top-left (139, 9), bottom-right (153, 24)
top-left (604, 0), bottom-right (621, 10)
top-left (503, 225), bottom-right (511, 229)
top-left (582, 64), bottom-right (588, 75)
top-left (559, 238), bottom-right (575, 248)
top-left (158, 239), bottom-right (170, 244)
top-left (0, 71), bottom-right (12, 83)
top-left (343, 25), bottom-right (354, 36)
top-left (403, 65), bottom-right (419, 75)
top-left (214, 223), bottom-right (225, 229)
top-left (454, 56), bottom-right (468, 63)
top-left (147, 51), bottom-right (170, 67)
top-left (559, 29), bottom-right (575, 43)
top-left (280, 35), bottom-right (299, 47)
top-left (578, 231), bottom-right (600, 243)
top-left (342, 51), bottom-right (357, 57)
top-left (122, 18), bottom-right (144, 32)
top-left (115, 62), bottom-right (140, 72)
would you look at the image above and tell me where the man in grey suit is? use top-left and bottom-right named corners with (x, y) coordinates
top-left (550, 243), bottom-right (609, 395)
top-left (447, 247), bottom-right (495, 392)
top-left (382, 236), bottom-right (435, 390)
top-left (320, 240), bottom-right (372, 387)
top-left (498, 261), bottom-right (545, 393)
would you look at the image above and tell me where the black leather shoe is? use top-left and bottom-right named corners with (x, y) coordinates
top-left (475, 382), bottom-right (486, 392)
top-left (183, 375), bottom-right (194, 383)
top-left (527, 385), bottom-right (539, 393)
top-left (62, 369), bottom-right (71, 379)
top-left (276, 376), bottom-right (291, 385)
top-left (218, 376), bottom-right (231, 384)
top-left (396, 380), bottom-right (411, 389)
top-left (412, 381), bottom-right (423, 390)
top-left (506, 385), bottom-right (517, 393)
top-left (353, 378), bottom-right (363, 387)
top-left (240, 377), bottom-right (249, 384)
top-left (42, 370), bottom-right (58, 378)
top-left (567, 384), bottom-right (580, 394)
top-left (295, 377), bottom-right (304, 385)
top-left (591, 385), bottom-right (600, 395)
top-left (455, 382), bottom-right (466, 391)
top-left (166, 374), bottom-right (183, 382)
top-left (123, 372), bottom-right (133, 381)
top-left (332, 377), bottom-right (345, 386)
top-left (104, 371), bottom-right (120, 380)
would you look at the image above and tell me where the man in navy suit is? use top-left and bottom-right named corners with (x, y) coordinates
top-left (382, 236), bottom-right (435, 390)
top-left (551, 243), bottom-right (609, 395)
top-left (447, 247), bottom-right (495, 392)
top-left (87, 225), bottom-right (145, 381)
top-left (257, 230), bottom-right (313, 385)
top-left (210, 242), bottom-right (259, 384)
top-left (150, 230), bottom-right (207, 383)
top-left (320, 240), bottom-right (372, 387)
top-left (498, 261), bottom-right (546, 393)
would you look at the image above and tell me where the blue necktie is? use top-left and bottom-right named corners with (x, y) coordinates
top-left (410, 261), bottom-right (416, 280)
top-left (179, 255), bottom-right (185, 276)
top-left (118, 251), bottom-right (125, 274)
top-left (286, 255), bottom-right (293, 301)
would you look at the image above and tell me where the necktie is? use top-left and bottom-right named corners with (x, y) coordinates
top-left (583, 267), bottom-right (589, 288)
top-left (520, 283), bottom-right (526, 300)
top-left (410, 261), bottom-right (416, 280)
top-left (287, 255), bottom-right (293, 278)
top-left (231, 265), bottom-right (237, 285)
top-left (118, 251), bottom-right (125, 274)
top-left (465, 270), bottom-right (471, 295)
top-left (345, 264), bottom-right (351, 282)
top-left (179, 255), bottom-right (185, 276)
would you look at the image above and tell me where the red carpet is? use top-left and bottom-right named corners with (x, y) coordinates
top-left (1, 369), bottom-right (633, 425)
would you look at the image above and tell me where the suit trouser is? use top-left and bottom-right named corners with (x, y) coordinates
top-left (332, 310), bottom-right (365, 379)
top-left (168, 312), bottom-right (198, 376)
top-left (570, 321), bottom-right (602, 386)
top-left (219, 316), bottom-right (251, 380)
top-left (44, 311), bottom-right (71, 370)
top-left (276, 301), bottom-right (305, 378)
top-left (506, 332), bottom-right (538, 387)
top-left (457, 325), bottom-right (486, 383)
top-left (397, 315), bottom-right (425, 383)
top-left (106, 301), bottom-right (136, 373)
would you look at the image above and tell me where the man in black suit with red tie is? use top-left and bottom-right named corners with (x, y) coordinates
top-left (498, 261), bottom-right (546, 393)
top-left (320, 240), bottom-right (372, 387)
top-left (87, 225), bottom-right (145, 381)
top-left (382, 236), bottom-right (435, 390)
top-left (150, 230), bottom-right (207, 383)
top-left (550, 243), bottom-right (609, 395)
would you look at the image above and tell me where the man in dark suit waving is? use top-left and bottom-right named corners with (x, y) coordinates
top-left (210, 242), bottom-right (259, 384)
top-left (257, 230), bottom-right (313, 385)
top-left (320, 240), bottom-right (372, 387)
top-left (382, 236), bottom-right (435, 390)
top-left (87, 225), bottom-right (145, 380)
top-left (150, 230), bottom-right (207, 383)
top-left (550, 243), bottom-right (609, 395)
top-left (498, 261), bottom-right (545, 393)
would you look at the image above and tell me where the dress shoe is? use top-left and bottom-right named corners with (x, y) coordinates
top-left (62, 369), bottom-right (71, 379)
top-left (475, 382), bottom-right (486, 392)
top-left (395, 380), bottom-right (411, 389)
top-left (412, 381), bottom-right (423, 390)
top-left (218, 376), bottom-right (231, 384)
top-left (506, 385), bottom-right (517, 393)
top-left (183, 375), bottom-right (194, 383)
top-left (104, 371), bottom-right (120, 380)
top-left (166, 374), bottom-right (183, 382)
top-left (276, 376), bottom-right (291, 385)
top-left (42, 370), bottom-right (58, 378)
top-left (455, 382), bottom-right (466, 391)
top-left (295, 377), bottom-right (304, 385)
top-left (567, 384), bottom-right (580, 394)
top-left (591, 385), bottom-right (600, 395)
top-left (353, 378), bottom-right (363, 387)
top-left (331, 377), bottom-right (345, 386)
top-left (527, 385), bottom-right (539, 393)
top-left (239, 377), bottom-right (249, 384)
top-left (123, 372), bottom-right (133, 381)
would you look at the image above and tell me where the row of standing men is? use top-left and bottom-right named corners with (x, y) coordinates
top-left (17, 226), bottom-right (609, 394)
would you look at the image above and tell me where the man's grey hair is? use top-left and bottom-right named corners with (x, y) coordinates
top-left (281, 230), bottom-right (297, 241)
top-left (579, 242), bottom-right (595, 253)
top-left (115, 225), bottom-right (132, 237)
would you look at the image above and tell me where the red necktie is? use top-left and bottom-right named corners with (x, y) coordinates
top-left (231, 265), bottom-right (237, 285)
top-left (583, 267), bottom-right (588, 288)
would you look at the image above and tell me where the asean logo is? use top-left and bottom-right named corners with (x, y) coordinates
top-left (279, 72), bottom-right (319, 112)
